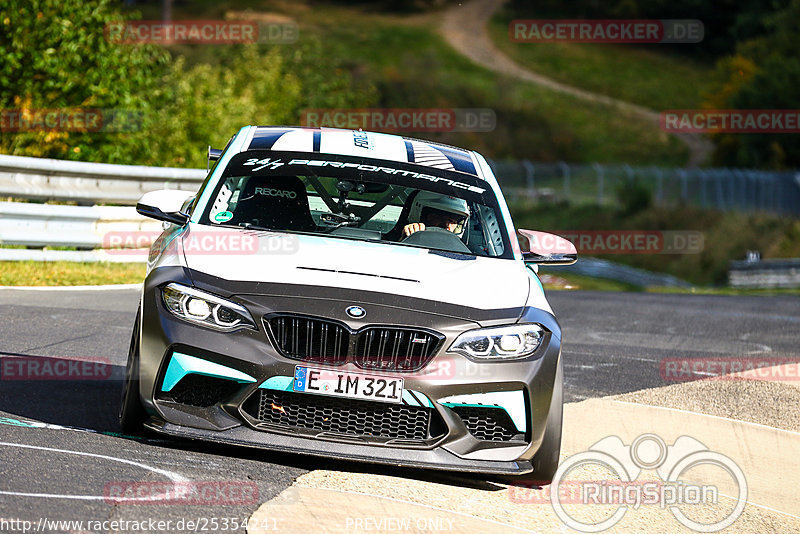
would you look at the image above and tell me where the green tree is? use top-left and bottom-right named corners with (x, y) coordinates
top-left (0, 0), bottom-right (170, 162)
top-left (146, 40), bottom-right (378, 168)
top-left (705, 0), bottom-right (800, 168)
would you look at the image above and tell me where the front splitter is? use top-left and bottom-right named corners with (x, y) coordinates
top-left (144, 419), bottom-right (533, 476)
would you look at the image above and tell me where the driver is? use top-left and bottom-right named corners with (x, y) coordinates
top-left (402, 191), bottom-right (470, 238)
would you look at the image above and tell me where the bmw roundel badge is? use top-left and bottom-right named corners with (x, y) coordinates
top-left (345, 306), bottom-right (366, 319)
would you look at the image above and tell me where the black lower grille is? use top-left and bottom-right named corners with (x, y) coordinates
top-left (162, 374), bottom-right (241, 407)
top-left (243, 390), bottom-right (434, 441)
top-left (451, 405), bottom-right (523, 442)
top-left (265, 315), bottom-right (442, 372)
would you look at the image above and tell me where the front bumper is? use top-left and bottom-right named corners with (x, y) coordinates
top-left (137, 267), bottom-right (562, 475)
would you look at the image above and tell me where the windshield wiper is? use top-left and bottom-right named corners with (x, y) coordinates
top-left (237, 222), bottom-right (279, 233)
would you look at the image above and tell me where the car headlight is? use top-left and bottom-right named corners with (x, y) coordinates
top-left (161, 283), bottom-right (255, 331)
top-left (448, 324), bottom-right (545, 361)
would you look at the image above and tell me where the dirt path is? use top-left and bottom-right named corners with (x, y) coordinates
top-left (439, 0), bottom-right (712, 167)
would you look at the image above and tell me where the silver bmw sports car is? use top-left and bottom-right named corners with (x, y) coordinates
top-left (120, 126), bottom-right (577, 483)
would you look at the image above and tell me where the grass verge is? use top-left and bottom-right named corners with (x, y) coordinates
top-left (133, 1), bottom-right (687, 165)
top-left (0, 261), bottom-right (145, 286)
top-left (488, 12), bottom-right (714, 110)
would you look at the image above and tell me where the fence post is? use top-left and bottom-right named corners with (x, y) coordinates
top-left (522, 160), bottom-right (535, 199)
top-left (651, 166), bottom-right (664, 205)
top-left (700, 170), bottom-right (708, 208)
top-left (558, 161), bottom-right (571, 199)
top-left (623, 164), bottom-right (634, 183)
top-left (592, 162), bottom-right (604, 205)
top-left (679, 170), bottom-right (688, 203)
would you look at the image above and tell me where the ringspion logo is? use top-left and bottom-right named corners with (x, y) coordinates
top-left (512, 434), bottom-right (747, 532)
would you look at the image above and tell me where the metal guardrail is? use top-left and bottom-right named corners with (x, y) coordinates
top-left (728, 258), bottom-right (800, 288)
top-left (1, 153), bottom-right (797, 214)
top-left (547, 257), bottom-right (692, 288)
top-left (489, 160), bottom-right (800, 216)
top-left (0, 202), bottom-right (161, 261)
top-left (0, 154), bottom-right (797, 274)
top-left (0, 153), bottom-right (205, 205)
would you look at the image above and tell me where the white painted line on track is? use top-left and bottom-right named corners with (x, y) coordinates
top-left (0, 441), bottom-right (188, 501)
top-left (610, 399), bottom-right (800, 436)
top-left (0, 441), bottom-right (189, 501)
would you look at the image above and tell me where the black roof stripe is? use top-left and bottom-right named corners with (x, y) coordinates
top-left (404, 139), bottom-right (415, 163)
top-left (312, 130), bottom-right (321, 152)
top-left (248, 128), bottom-right (293, 150)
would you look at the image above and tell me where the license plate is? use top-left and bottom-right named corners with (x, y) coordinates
top-left (293, 366), bottom-right (403, 404)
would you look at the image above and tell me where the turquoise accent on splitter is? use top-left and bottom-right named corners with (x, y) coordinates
top-left (259, 375), bottom-right (295, 391)
top-left (161, 352), bottom-right (256, 392)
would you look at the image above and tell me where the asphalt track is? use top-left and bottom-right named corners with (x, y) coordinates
top-left (0, 287), bottom-right (797, 532)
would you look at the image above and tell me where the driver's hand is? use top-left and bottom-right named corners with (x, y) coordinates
top-left (403, 223), bottom-right (426, 237)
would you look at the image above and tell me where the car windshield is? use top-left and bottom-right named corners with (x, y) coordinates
top-left (198, 151), bottom-right (512, 259)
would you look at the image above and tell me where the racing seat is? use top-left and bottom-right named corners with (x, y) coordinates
top-left (231, 176), bottom-right (317, 232)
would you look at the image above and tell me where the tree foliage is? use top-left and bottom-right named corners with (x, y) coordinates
top-left (0, 1), bottom-right (377, 167)
top-left (0, 0), bottom-right (170, 161)
top-left (705, 0), bottom-right (800, 168)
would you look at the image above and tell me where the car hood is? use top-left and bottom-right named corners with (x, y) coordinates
top-left (178, 225), bottom-right (549, 314)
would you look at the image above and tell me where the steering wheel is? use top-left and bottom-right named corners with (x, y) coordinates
top-left (400, 227), bottom-right (472, 254)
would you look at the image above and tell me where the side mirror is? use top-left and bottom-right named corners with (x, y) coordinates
top-left (208, 146), bottom-right (222, 172)
top-left (517, 229), bottom-right (577, 265)
top-left (136, 190), bottom-right (194, 226)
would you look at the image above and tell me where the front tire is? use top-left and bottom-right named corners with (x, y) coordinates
top-left (119, 310), bottom-right (146, 433)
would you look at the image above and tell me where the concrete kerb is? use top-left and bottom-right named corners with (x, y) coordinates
top-left (247, 365), bottom-right (800, 533)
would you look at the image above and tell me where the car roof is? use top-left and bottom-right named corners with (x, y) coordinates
top-left (240, 126), bottom-right (485, 179)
